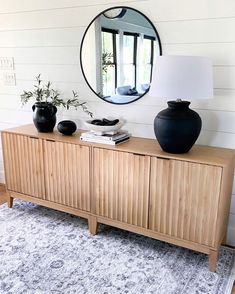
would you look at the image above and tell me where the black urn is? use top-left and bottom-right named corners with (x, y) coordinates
top-left (57, 120), bottom-right (77, 135)
top-left (154, 101), bottom-right (202, 153)
top-left (32, 102), bottom-right (57, 133)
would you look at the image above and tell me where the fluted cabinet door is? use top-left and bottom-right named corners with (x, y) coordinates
top-left (43, 140), bottom-right (90, 211)
top-left (93, 148), bottom-right (150, 228)
top-left (149, 157), bottom-right (222, 247)
top-left (2, 133), bottom-right (45, 198)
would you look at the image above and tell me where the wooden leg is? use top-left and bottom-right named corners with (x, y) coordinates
top-left (209, 250), bottom-right (218, 272)
top-left (7, 195), bottom-right (14, 208)
top-left (88, 215), bottom-right (98, 235)
top-left (222, 234), bottom-right (227, 245)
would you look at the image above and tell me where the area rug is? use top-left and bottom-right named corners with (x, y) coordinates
top-left (0, 200), bottom-right (234, 294)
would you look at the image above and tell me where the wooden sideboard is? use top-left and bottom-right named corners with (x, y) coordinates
top-left (1, 124), bottom-right (235, 272)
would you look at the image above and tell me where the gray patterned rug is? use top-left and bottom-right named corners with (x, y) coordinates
top-left (0, 200), bottom-right (234, 294)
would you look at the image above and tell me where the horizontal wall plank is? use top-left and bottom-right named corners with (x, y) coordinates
top-left (0, 6), bottom-right (234, 45)
top-left (0, 80), bottom-right (85, 97)
top-left (214, 66), bottom-right (235, 89)
top-left (1, 64), bottom-right (234, 93)
top-left (11, 64), bottom-right (84, 83)
top-left (1, 83), bottom-right (235, 112)
top-left (164, 43), bottom-right (235, 66)
top-left (193, 96), bottom-right (235, 113)
top-left (157, 18), bottom-right (235, 44)
top-left (1, 94), bottom-right (235, 134)
top-left (127, 124), bottom-right (235, 149)
top-left (50, 99), bottom-right (235, 133)
top-left (0, 28), bottom-right (84, 48)
top-left (147, 0), bottom-right (235, 21)
top-left (0, 0), bottom-right (146, 13)
top-left (62, 111), bottom-right (235, 149)
top-left (142, 91), bottom-right (235, 112)
top-left (0, 7), bottom-right (97, 31)
top-left (0, 122), bottom-right (19, 130)
top-left (0, 0), bottom-right (234, 21)
top-left (0, 109), bottom-right (33, 125)
top-left (1, 43), bottom-right (235, 66)
top-left (197, 129), bottom-right (235, 149)
top-left (0, 47), bottom-right (80, 65)
top-left (0, 109), bottom-right (65, 126)
top-left (198, 110), bottom-right (235, 133)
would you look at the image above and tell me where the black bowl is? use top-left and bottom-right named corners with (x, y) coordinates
top-left (57, 120), bottom-right (77, 135)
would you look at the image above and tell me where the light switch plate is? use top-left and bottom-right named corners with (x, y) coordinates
top-left (0, 57), bottom-right (14, 70)
top-left (3, 72), bottom-right (16, 86)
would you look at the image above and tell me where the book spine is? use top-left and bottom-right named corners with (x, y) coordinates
top-left (80, 133), bottom-right (113, 141)
top-left (80, 137), bottom-right (116, 145)
top-left (81, 133), bottom-right (129, 141)
top-left (80, 136), bottom-right (130, 145)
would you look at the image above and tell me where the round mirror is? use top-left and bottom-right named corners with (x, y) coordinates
top-left (80, 6), bottom-right (162, 105)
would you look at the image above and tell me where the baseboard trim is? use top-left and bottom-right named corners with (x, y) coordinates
top-left (223, 244), bottom-right (235, 250)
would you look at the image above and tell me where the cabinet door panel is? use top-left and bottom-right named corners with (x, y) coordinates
top-left (2, 133), bottom-right (45, 198)
top-left (93, 148), bottom-right (150, 228)
top-left (149, 157), bottom-right (171, 235)
top-left (44, 141), bottom-right (90, 211)
top-left (150, 158), bottom-right (222, 247)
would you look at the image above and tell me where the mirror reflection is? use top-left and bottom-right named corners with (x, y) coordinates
top-left (80, 7), bottom-right (162, 104)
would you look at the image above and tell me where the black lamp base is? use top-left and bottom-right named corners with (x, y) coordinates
top-left (154, 101), bottom-right (202, 153)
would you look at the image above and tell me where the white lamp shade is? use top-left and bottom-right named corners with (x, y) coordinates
top-left (149, 55), bottom-right (213, 100)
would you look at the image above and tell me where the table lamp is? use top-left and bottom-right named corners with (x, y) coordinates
top-left (149, 55), bottom-right (213, 153)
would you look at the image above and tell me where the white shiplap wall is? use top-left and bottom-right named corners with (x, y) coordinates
top-left (0, 0), bottom-right (235, 244)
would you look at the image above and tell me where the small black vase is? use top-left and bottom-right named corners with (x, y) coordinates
top-left (32, 102), bottom-right (57, 133)
top-left (154, 101), bottom-right (202, 153)
top-left (57, 120), bottom-right (77, 135)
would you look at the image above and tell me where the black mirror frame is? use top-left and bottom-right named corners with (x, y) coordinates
top-left (80, 6), bottom-right (162, 105)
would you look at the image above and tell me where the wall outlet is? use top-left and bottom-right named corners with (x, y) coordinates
top-left (0, 57), bottom-right (14, 70)
top-left (3, 72), bottom-right (16, 86)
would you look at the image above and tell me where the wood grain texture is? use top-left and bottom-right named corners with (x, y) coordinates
top-left (215, 158), bottom-right (235, 247)
top-left (44, 140), bottom-right (91, 211)
top-left (0, 0), bottom-right (235, 243)
top-left (1, 132), bottom-right (45, 198)
top-left (3, 125), bottom-right (235, 167)
top-left (209, 250), bottom-right (219, 272)
top-left (7, 190), bottom-right (90, 220)
top-left (149, 158), bottom-right (222, 247)
top-left (93, 147), bottom-right (150, 228)
top-left (0, 184), bottom-right (7, 205)
top-left (1, 125), bottom-right (235, 272)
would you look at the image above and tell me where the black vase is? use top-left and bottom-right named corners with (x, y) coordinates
top-left (32, 102), bottom-right (57, 133)
top-left (57, 120), bottom-right (77, 135)
top-left (154, 101), bottom-right (202, 153)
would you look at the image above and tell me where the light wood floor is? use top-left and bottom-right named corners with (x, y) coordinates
top-left (0, 186), bottom-right (234, 293)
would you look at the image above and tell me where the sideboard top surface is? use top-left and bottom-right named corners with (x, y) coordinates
top-left (2, 124), bottom-right (235, 167)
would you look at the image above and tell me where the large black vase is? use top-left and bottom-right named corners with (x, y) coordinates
top-left (154, 101), bottom-right (202, 153)
top-left (32, 102), bottom-right (57, 133)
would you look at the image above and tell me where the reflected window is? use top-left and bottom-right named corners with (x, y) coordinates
top-left (123, 33), bottom-right (138, 88)
top-left (80, 6), bottom-right (162, 104)
top-left (101, 28), bottom-right (117, 97)
top-left (142, 35), bottom-right (155, 84)
top-left (101, 30), bottom-right (155, 95)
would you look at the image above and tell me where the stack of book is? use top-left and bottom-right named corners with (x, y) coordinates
top-left (80, 130), bottom-right (130, 145)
